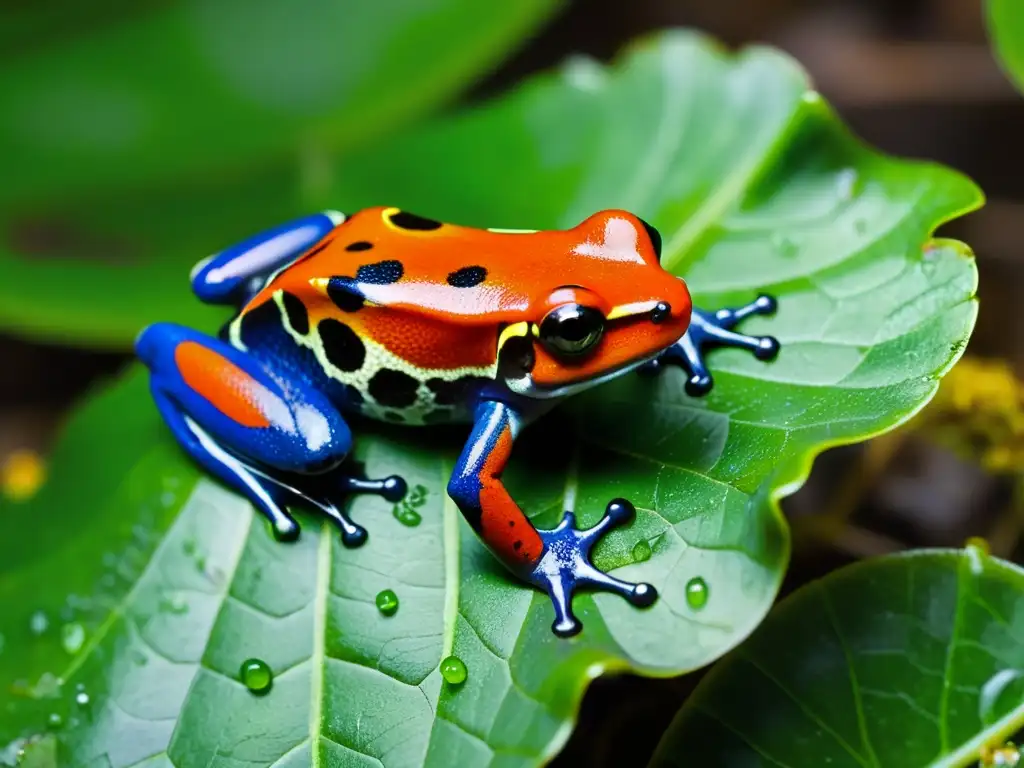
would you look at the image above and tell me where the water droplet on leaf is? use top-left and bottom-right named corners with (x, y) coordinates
top-left (46, 713), bottom-right (61, 729)
top-left (159, 594), bottom-right (188, 615)
top-left (29, 612), bottom-right (48, 636)
top-left (60, 624), bottom-right (85, 655)
top-left (74, 691), bottom-right (89, 707)
top-left (376, 589), bottom-right (399, 616)
top-left (239, 659), bottom-right (273, 694)
top-left (980, 669), bottom-right (1024, 724)
top-left (393, 506), bottom-right (422, 527)
top-left (835, 168), bottom-right (859, 201)
top-left (27, 673), bottom-right (61, 700)
top-left (685, 577), bottom-right (709, 610)
top-left (440, 655), bottom-right (467, 685)
top-left (631, 540), bottom-right (652, 563)
top-left (771, 234), bottom-right (799, 258)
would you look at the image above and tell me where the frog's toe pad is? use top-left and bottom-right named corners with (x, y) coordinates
top-left (754, 336), bottom-right (781, 361)
top-left (531, 499), bottom-right (657, 638)
top-left (271, 517), bottom-right (301, 542)
top-left (627, 582), bottom-right (658, 607)
top-left (381, 475), bottom-right (408, 502)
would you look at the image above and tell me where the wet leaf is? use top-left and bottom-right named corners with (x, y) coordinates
top-left (651, 548), bottom-right (1024, 768)
top-left (0, 32), bottom-right (980, 767)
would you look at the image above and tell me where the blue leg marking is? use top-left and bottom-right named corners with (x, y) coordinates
top-left (137, 322), bottom-right (404, 546)
top-left (447, 400), bottom-right (656, 638)
top-left (642, 295), bottom-right (780, 396)
top-left (191, 210), bottom-right (345, 306)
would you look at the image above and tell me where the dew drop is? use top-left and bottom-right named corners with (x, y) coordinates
top-left (631, 540), bottom-right (652, 563)
top-left (771, 233), bottom-right (799, 258)
top-left (74, 691), bottom-right (89, 707)
top-left (375, 589), bottom-right (399, 616)
top-left (440, 655), bottom-right (467, 685)
top-left (685, 577), bottom-right (709, 610)
top-left (979, 669), bottom-right (1024, 724)
top-left (835, 168), bottom-right (859, 201)
top-left (239, 658), bottom-right (273, 695)
top-left (60, 623), bottom-right (85, 655)
top-left (28, 673), bottom-right (62, 700)
top-left (393, 506), bottom-right (422, 527)
top-left (29, 611), bottom-right (48, 636)
top-left (159, 594), bottom-right (189, 615)
top-left (46, 713), bottom-right (62, 729)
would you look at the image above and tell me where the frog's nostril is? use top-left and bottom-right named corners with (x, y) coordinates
top-left (650, 302), bottom-right (671, 324)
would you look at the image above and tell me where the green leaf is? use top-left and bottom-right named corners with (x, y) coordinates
top-left (0, 0), bottom-right (559, 207)
top-left (0, 31), bottom-right (980, 766)
top-left (651, 548), bottom-right (1024, 768)
top-left (988, 0), bottom-right (1024, 94)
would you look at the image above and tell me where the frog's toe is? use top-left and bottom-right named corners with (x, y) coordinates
top-left (753, 335), bottom-right (781, 361)
top-left (380, 475), bottom-right (408, 503)
top-left (530, 499), bottom-right (657, 638)
top-left (685, 372), bottom-right (714, 397)
top-left (340, 524), bottom-right (368, 548)
top-left (270, 516), bottom-right (301, 542)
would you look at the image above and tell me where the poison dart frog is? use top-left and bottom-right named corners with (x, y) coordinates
top-left (137, 207), bottom-right (780, 637)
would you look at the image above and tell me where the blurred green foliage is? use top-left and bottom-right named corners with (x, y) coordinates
top-left (989, 0), bottom-right (1024, 94)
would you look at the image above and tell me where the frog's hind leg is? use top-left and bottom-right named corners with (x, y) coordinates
top-left (448, 400), bottom-right (655, 638)
top-left (642, 294), bottom-right (780, 396)
top-left (190, 210), bottom-right (345, 307)
top-left (136, 322), bottom-right (405, 546)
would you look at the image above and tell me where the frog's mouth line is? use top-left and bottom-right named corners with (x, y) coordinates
top-left (503, 350), bottom-right (661, 400)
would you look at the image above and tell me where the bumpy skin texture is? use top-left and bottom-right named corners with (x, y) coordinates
top-left (137, 207), bottom-right (780, 637)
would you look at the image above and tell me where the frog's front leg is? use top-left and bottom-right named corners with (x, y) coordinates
top-left (190, 210), bottom-right (345, 307)
top-left (448, 400), bottom-right (656, 637)
top-left (642, 295), bottom-right (780, 396)
top-left (136, 323), bottom-right (405, 546)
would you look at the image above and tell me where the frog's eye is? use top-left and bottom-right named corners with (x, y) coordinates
top-left (539, 304), bottom-right (605, 357)
top-left (638, 217), bottom-right (662, 260)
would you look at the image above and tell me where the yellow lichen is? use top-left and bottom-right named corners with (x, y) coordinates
top-left (924, 357), bottom-right (1024, 473)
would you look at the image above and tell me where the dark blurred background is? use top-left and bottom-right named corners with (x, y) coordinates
top-left (2, 1), bottom-right (1020, 765)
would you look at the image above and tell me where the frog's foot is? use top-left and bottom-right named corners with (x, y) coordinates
top-left (641, 294), bottom-right (780, 397)
top-left (338, 473), bottom-right (408, 503)
top-left (528, 499), bottom-right (656, 638)
top-left (267, 467), bottom-right (409, 548)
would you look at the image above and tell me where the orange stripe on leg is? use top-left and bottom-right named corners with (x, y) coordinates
top-left (478, 424), bottom-right (544, 567)
top-left (174, 341), bottom-right (272, 428)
